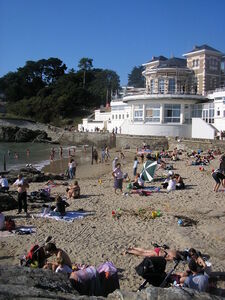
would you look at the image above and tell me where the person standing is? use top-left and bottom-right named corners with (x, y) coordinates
top-left (112, 163), bottom-right (124, 194)
top-left (13, 174), bottom-right (29, 216)
top-left (68, 159), bottom-right (75, 179)
top-left (133, 156), bottom-right (139, 177)
top-left (212, 154), bottom-right (225, 192)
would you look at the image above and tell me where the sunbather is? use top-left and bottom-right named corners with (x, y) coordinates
top-left (124, 246), bottom-right (177, 261)
top-left (66, 180), bottom-right (80, 199)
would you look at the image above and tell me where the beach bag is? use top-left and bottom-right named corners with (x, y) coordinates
top-left (135, 257), bottom-right (166, 286)
top-left (5, 217), bottom-right (15, 232)
top-left (97, 261), bottom-right (120, 297)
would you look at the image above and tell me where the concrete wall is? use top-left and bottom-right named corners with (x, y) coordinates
top-left (59, 132), bottom-right (116, 148)
top-left (192, 118), bottom-right (215, 139)
top-left (121, 120), bottom-right (192, 138)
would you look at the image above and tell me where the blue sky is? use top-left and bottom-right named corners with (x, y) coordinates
top-left (1, 0), bottom-right (225, 85)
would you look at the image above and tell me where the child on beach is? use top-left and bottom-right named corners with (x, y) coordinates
top-left (112, 163), bottom-right (124, 194)
top-left (44, 242), bottom-right (72, 272)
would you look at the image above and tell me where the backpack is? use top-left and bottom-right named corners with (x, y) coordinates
top-left (135, 257), bottom-right (167, 286)
top-left (5, 217), bottom-right (16, 231)
top-left (25, 244), bottom-right (46, 268)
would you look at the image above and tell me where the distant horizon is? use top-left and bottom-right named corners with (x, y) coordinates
top-left (1, 0), bottom-right (225, 85)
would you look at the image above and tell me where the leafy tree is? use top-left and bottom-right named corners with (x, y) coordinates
top-left (78, 57), bottom-right (93, 88)
top-left (128, 65), bottom-right (145, 88)
top-left (88, 69), bottom-right (120, 106)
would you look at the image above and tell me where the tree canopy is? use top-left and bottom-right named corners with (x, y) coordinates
top-left (128, 65), bottom-right (145, 88)
top-left (0, 57), bottom-right (120, 125)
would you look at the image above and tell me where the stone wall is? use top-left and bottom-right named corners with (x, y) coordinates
top-left (168, 137), bottom-right (225, 152)
top-left (116, 134), bottom-right (169, 150)
top-left (59, 132), bottom-right (116, 148)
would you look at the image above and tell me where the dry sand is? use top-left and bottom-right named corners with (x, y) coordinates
top-left (0, 149), bottom-right (225, 292)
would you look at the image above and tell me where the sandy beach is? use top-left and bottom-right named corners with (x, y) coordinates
top-left (0, 148), bottom-right (225, 292)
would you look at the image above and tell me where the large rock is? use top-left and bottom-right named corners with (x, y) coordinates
top-left (0, 126), bottom-right (52, 142)
top-left (0, 192), bottom-right (18, 211)
top-left (0, 266), bottom-right (224, 300)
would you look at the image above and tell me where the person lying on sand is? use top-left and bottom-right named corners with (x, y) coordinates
top-left (43, 242), bottom-right (72, 272)
top-left (124, 246), bottom-right (177, 261)
top-left (66, 180), bottom-right (80, 199)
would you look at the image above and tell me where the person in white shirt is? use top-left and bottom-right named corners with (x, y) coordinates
top-left (0, 175), bottom-right (9, 192)
top-left (167, 175), bottom-right (176, 192)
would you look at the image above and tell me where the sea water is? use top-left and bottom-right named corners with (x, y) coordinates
top-left (0, 142), bottom-right (92, 173)
top-left (0, 142), bottom-right (54, 172)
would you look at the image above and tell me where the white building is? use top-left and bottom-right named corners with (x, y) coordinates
top-left (79, 45), bottom-right (225, 139)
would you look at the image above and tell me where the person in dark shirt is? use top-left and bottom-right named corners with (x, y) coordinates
top-left (55, 195), bottom-right (69, 216)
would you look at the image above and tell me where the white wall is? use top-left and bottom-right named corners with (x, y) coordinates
top-left (94, 110), bottom-right (111, 121)
top-left (192, 118), bottom-right (215, 139)
top-left (120, 119), bottom-right (192, 137)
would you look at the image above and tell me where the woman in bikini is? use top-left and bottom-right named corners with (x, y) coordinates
top-left (125, 246), bottom-right (177, 261)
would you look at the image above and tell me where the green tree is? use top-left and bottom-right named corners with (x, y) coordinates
top-left (128, 65), bottom-right (145, 88)
top-left (78, 57), bottom-right (93, 88)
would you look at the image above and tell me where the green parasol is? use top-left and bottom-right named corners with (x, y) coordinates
top-left (140, 160), bottom-right (158, 182)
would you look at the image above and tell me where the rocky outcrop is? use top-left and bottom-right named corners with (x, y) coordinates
top-left (0, 126), bottom-right (52, 143)
top-left (1, 167), bottom-right (66, 186)
top-left (0, 192), bottom-right (18, 211)
top-left (0, 266), bottom-right (223, 300)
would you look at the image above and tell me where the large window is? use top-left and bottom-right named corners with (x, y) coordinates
top-left (164, 104), bottom-right (181, 123)
top-left (134, 105), bottom-right (143, 122)
top-left (145, 104), bottom-right (160, 122)
top-left (168, 78), bottom-right (175, 93)
top-left (158, 79), bottom-right (164, 94)
top-left (191, 104), bottom-right (203, 118)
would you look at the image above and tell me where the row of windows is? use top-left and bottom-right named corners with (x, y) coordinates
top-left (134, 104), bottom-right (181, 123)
top-left (150, 78), bottom-right (176, 93)
top-left (112, 113), bottom-right (129, 120)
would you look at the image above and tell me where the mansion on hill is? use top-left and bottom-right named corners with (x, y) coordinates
top-left (78, 45), bottom-right (225, 139)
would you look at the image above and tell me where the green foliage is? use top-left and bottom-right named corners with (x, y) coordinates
top-left (128, 65), bottom-right (145, 88)
top-left (1, 57), bottom-right (120, 125)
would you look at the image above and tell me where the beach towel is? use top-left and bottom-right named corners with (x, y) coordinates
top-left (0, 226), bottom-right (36, 237)
top-left (36, 211), bottom-right (94, 222)
top-left (131, 186), bottom-right (160, 196)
